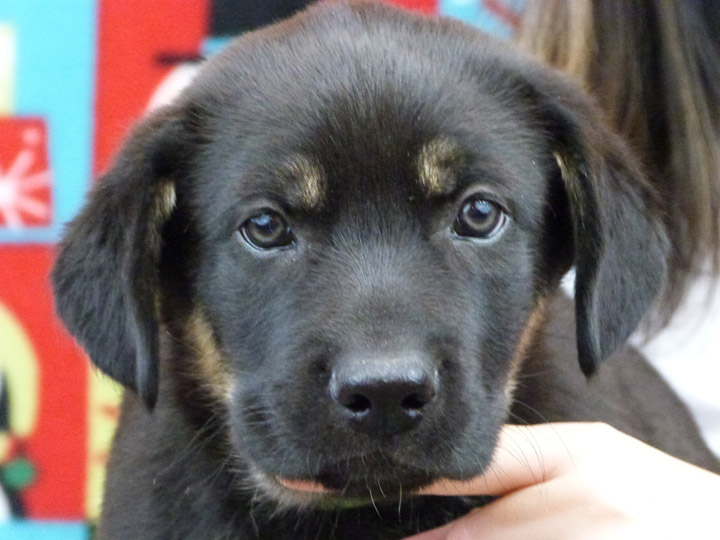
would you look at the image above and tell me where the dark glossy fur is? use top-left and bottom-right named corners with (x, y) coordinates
top-left (52, 2), bottom-right (719, 539)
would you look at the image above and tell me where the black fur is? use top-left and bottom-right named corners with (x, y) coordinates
top-left (52, 2), bottom-right (719, 539)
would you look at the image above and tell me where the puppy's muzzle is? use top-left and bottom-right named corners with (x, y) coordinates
top-left (329, 351), bottom-right (439, 437)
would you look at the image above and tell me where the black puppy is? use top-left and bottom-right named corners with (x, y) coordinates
top-left (53, 1), bottom-right (719, 538)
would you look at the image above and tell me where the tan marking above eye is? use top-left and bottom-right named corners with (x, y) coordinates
top-left (416, 137), bottom-right (464, 196)
top-left (279, 155), bottom-right (326, 209)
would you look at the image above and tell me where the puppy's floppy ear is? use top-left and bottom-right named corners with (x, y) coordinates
top-left (524, 72), bottom-right (669, 375)
top-left (52, 106), bottom-right (187, 408)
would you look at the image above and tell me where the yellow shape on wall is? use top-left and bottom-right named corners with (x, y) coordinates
top-left (0, 24), bottom-right (16, 114)
top-left (0, 301), bottom-right (39, 438)
top-left (86, 368), bottom-right (122, 521)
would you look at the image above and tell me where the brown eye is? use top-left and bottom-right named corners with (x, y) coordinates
top-left (240, 210), bottom-right (295, 250)
top-left (453, 197), bottom-right (506, 239)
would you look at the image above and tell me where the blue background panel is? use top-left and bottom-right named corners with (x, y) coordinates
top-left (0, 521), bottom-right (89, 540)
top-left (0, 0), bottom-right (97, 244)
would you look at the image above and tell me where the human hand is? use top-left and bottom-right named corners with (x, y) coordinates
top-left (403, 422), bottom-right (720, 540)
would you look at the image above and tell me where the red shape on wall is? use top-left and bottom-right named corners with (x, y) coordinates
top-left (483, 0), bottom-right (521, 29)
top-left (0, 118), bottom-right (52, 228)
top-left (0, 246), bottom-right (88, 519)
top-left (93, 0), bottom-right (209, 177)
top-left (387, 0), bottom-right (438, 13)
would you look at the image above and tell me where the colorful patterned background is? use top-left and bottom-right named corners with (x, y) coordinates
top-left (0, 1), bottom-right (520, 537)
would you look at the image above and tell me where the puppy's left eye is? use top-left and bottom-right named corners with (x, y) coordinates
top-left (240, 210), bottom-right (295, 250)
top-left (453, 197), bottom-right (507, 239)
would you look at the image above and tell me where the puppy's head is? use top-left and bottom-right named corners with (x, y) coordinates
top-left (53, 1), bottom-right (667, 508)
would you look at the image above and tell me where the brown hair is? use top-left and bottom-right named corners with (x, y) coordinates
top-left (517, 0), bottom-right (720, 327)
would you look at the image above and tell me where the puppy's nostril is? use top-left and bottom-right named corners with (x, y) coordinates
top-left (344, 394), bottom-right (371, 414)
top-left (401, 392), bottom-right (430, 411)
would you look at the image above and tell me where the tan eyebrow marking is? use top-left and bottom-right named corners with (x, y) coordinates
top-left (279, 155), bottom-right (326, 209)
top-left (416, 137), bottom-right (464, 196)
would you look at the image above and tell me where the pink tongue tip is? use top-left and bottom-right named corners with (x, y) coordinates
top-left (277, 478), bottom-right (329, 493)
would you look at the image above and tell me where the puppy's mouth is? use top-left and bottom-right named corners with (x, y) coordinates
top-left (283, 467), bottom-right (434, 498)
top-left (250, 455), bottom-right (437, 508)
top-left (274, 472), bottom-right (429, 507)
top-left (277, 477), bottom-right (327, 493)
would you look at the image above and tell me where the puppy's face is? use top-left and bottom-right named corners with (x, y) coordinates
top-left (192, 85), bottom-right (550, 501)
top-left (53, 1), bottom-right (667, 509)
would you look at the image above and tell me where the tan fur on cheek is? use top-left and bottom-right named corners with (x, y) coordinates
top-left (155, 181), bottom-right (177, 222)
top-left (186, 309), bottom-right (235, 406)
top-left (504, 299), bottom-right (548, 403)
top-left (150, 182), bottom-right (178, 317)
top-left (553, 151), bottom-right (585, 221)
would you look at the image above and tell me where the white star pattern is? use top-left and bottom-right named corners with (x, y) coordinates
top-left (0, 127), bottom-right (52, 228)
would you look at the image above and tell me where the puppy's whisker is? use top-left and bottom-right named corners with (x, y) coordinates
top-left (495, 428), bottom-right (547, 487)
top-left (510, 399), bottom-right (554, 425)
top-left (366, 483), bottom-right (381, 518)
top-left (157, 412), bottom-right (225, 478)
top-left (397, 482), bottom-right (403, 521)
top-left (341, 477), bottom-right (352, 497)
top-left (376, 477), bottom-right (386, 499)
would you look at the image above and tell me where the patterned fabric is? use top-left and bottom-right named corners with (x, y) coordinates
top-left (0, 1), bottom-right (520, 536)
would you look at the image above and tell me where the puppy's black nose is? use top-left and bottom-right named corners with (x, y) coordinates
top-left (330, 353), bottom-right (438, 437)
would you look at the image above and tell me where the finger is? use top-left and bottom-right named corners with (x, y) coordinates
top-left (406, 479), bottom-right (594, 540)
top-left (419, 423), bottom-right (589, 497)
top-left (402, 523), bottom-right (452, 540)
top-left (452, 478), bottom-right (585, 535)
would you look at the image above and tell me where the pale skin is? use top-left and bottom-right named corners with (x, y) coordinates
top-left (281, 423), bottom-right (720, 540)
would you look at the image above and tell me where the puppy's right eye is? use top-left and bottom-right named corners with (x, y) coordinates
top-left (239, 210), bottom-right (295, 250)
top-left (453, 197), bottom-right (507, 239)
